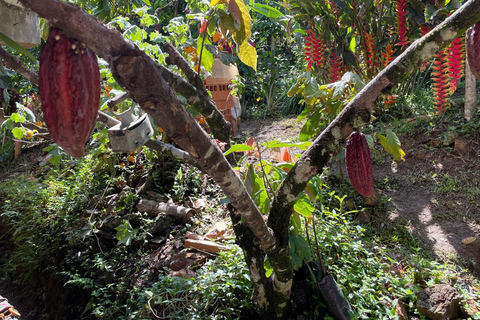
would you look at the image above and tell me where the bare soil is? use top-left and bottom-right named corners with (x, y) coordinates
top-left (241, 116), bottom-right (480, 276)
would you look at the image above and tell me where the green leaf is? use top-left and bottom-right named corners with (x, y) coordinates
top-left (299, 109), bottom-right (322, 141)
top-left (0, 32), bottom-right (37, 66)
top-left (1, 119), bottom-right (13, 131)
top-left (10, 113), bottom-right (25, 123)
top-left (238, 41), bottom-right (257, 71)
top-left (264, 258), bottom-right (273, 277)
top-left (294, 194), bottom-right (314, 218)
top-left (115, 220), bottom-right (137, 246)
top-left (224, 144), bottom-right (254, 155)
top-left (142, 0), bottom-right (151, 5)
top-left (197, 35), bottom-right (214, 71)
top-left (377, 130), bottom-right (406, 161)
top-left (262, 140), bottom-right (312, 150)
top-left (425, 3), bottom-right (445, 22)
top-left (244, 164), bottom-right (270, 214)
top-left (49, 155), bottom-right (62, 166)
top-left (349, 36), bottom-right (356, 53)
top-left (231, 0), bottom-right (252, 45)
top-left (11, 127), bottom-right (23, 139)
top-left (250, 3), bottom-right (284, 19)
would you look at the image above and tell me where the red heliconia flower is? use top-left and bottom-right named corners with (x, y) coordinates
top-left (330, 49), bottom-right (342, 82)
top-left (384, 94), bottom-right (397, 108)
top-left (364, 31), bottom-right (376, 70)
top-left (431, 51), bottom-right (449, 112)
top-left (396, 0), bottom-right (409, 49)
top-left (303, 30), bottom-right (326, 71)
top-left (445, 37), bottom-right (465, 95)
top-left (382, 43), bottom-right (395, 67)
top-left (420, 24), bottom-right (431, 37)
top-left (329, 0), bottom-right (340, 25)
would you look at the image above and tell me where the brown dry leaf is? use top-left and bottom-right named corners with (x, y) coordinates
top-left (461, 236), bottom-right (477, 245)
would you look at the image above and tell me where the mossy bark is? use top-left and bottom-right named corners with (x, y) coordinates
top-left (12, 0), bottom-right (480, 318)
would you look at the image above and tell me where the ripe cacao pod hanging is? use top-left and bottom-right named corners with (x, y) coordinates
top-left (345, 132), bottom-right (374, 197)
top-left (466, 22), bottom-right (480, 82)
top-left (39, 28), bottom-right (100, 158)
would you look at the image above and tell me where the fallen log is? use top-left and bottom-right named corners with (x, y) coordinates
top-left (184, 239), bottom-right (229, 254)
top-left (136, 199), bottom-right (195, 223)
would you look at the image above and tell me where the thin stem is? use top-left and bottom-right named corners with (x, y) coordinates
top-left (311, 214), bottom-right (326, 275)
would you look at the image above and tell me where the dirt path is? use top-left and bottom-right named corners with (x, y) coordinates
top-left (241, 117), bottom-right (480, 276)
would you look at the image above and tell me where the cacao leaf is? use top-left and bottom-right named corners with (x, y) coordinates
top-left (299, 108), bottom-right (322, 142)
top-left (197, 36), bottom-right (214, 71)
top-left (244, 164), bottom-right (269, 214)
top-left (224, 143), bottom-right (254, 155)
top-left (262, 140), bottom-right (312, 150)
top-left (0, 32), bottom-right (37, 65)
top-left (228, 0), bottom-right (242, 29)
top-left (377, 130), bottom-right (405, 161)
top-left (238, 40), bottom-right (257, 71)
top-left (294, 194), bottom-right (314, 218)
top-left (231, 0), bottom-right (252, 45)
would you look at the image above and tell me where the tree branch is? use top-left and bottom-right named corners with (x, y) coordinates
top-left (155, 59), bottom-right (232, 146)
top-left (265, 0), bottom-right (480, 304)
top-left (18, 0), bottom-right (277, 251)
top-left (0, 47), bottom-right (39, 84)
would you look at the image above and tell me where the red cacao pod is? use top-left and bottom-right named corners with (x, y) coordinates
top-left (466, 22), bottom-right (480, 82)
top-left (39, 28), bottom-right (100, 158)
top-left (345, 132), bottom-right (374, 197)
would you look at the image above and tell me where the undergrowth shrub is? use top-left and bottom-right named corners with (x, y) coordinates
top-left (143, 245), bottom-right (253, 320)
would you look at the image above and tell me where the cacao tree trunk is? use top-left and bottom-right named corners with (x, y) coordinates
top-left (8, 0), bottom-right (480, 318)
top-left (465, 57), bottom-right (477, 121)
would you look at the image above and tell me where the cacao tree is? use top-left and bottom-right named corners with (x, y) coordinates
top-left (2, 0), bottom-right (480, 318)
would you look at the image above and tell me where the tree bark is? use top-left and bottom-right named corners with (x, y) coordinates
top-left (17, 0), bottom-right (277, 253)
top-left (9, 0), bottom-right (480, 318)
top-left (266, 5), bottom-right (480, 313)
top-left (464, 56), bottom-right (477, 121)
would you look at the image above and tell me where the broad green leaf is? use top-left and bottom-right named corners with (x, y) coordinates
top-left (244, 164), bottom-right (270, 214)
top-left (264, 258), bottom-right (273, 277)
top-left (142, 0), bottom-right (151, 5)
top-left (16, 103), bottom-right (35, 122)
top-left (10, 113), bottom-right (25, 123)
top-left (219, 10), bottom-right (237, 35)
top-left (210, 0), bottom-right (225, 5)
top-left (299, 109), bottom-right (322, 141)
top-left (294, 194), bottom-right (314, 218)
top-left (425, 3), bottom-right (445, 22)
top-left (197, 36), bottom-right (214, 71)
top-left (232, 0), bottom-right (252, 45)
top-left (11, 127), bottom-right (23, 139)
top-left (115, 220), bottom-right (137, 246)
top-left (224, 143), bottom-right (254, 155)
top-left (250, 3), bottom-right (284, 19)
top-left (377, 131), bottom-right (406, 161)
top-left (287, 73), bottom-right (307, 97)
top-left (49, 155), bottom-right (62, 166)
top-left (349, 36), bottom-right (356, 53)
top-left (0, 32), bottom-right (37, 65)
top-left (1, 119), bottom-right (13, 131)
top-left (291, 212), bottom-right (302, 235)
top-left (364, 134), bottom-right (374, 149)
top-left (263, 140), bottom-right (312, 150)
top-left (238, 41), bottom-right (257, 71)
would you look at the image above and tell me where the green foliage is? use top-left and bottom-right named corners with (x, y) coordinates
top-left (142, 245), bottom-right (253, 319)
